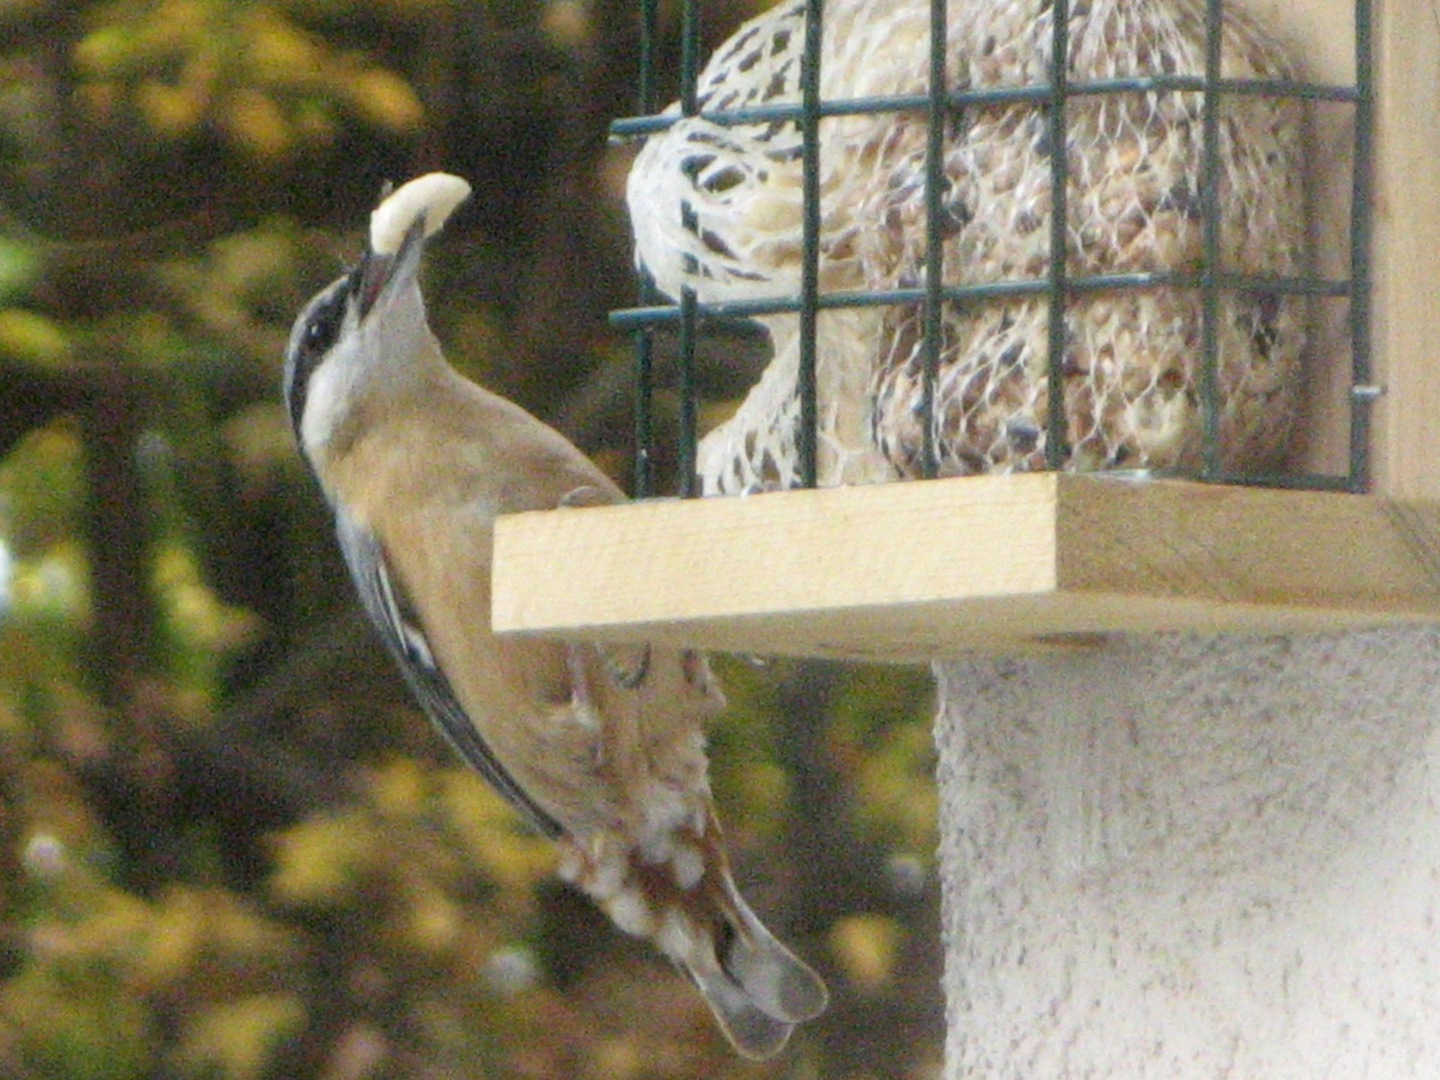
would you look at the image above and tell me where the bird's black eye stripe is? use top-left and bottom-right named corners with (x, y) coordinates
top-left (301, 294), bottom-right (345, 359)
top-left (283, 271), bottom-right (356, 443)
top-left (300, 266), bottom-right (361, 362)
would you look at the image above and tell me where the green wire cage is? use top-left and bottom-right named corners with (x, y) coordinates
top-left (492, 1), bottom-right (1440, 662)
top-left (613, 0), bottom-right (1373, 495)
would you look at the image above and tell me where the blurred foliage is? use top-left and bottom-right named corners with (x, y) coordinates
top-left (0, 1), bottom-right (944, 1078)
top-left (73, 0), bottom-right (424, 158)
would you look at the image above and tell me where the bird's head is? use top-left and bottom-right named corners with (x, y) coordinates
top-left (284, 173), bottom-right (472, 467)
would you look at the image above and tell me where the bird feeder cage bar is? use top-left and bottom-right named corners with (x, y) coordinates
top-left (1347, 0), bottom-right (1376, 493)
top-left (1198, 0), bottom-right (1226, 479)
top-left (921, 0), bottom-right (949, 479)
top-left (798, 0), bottom-right (826, 489)
top-left (679, 0), bottom-right (703, 113)
top-left (614, 271), bottom-right (1354, 327)
top-left (632, 288), bottom-right (657, 498)
top-left (613, 0), bottom-right (1375, 495)
top-left (675, 286), bottom-right (700, 496)
top-left (1045, 0), bottom-right (1074, 471)
top-left (609, 76), bottom-right (1361, 141)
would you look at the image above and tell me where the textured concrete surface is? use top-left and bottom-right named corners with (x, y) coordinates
top-left (936, 629), bottom-right (1440, 1078)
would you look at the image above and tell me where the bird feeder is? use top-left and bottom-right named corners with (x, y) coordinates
top-left (492, 0), bottom-right (1440, 662)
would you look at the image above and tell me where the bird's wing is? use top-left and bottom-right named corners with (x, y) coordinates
top-left (335, 506), bottom-right (564, 839)
top-left (552, 483), bottom-right (653, 689)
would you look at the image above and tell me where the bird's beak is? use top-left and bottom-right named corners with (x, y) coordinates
top-left (354, 215), bottom-right (427, 321)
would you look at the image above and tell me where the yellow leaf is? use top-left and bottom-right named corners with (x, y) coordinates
top-left (439, 769), bottom-right (554, 893)
top-left (223, 88), bottom-right (291, 158)
top-left (0, 968), bottom-right (153, 1080)
top-left (829, 913), bottom-right (901, 991)
top-left (46, 887), bottom-right (154, 963)
top-left (400, 881), bottom-right (461, 954)
top-left (155, 541), bottom-right (260, 653)
top-left (245, 7), bottom-right (321, 76)
top-left (134, 886), bottom-right (206, 988)
top-left (369, 757), bottom-right (428, 819)
top-left (0, 309), bottom-right (72, 367)
top-left (203, 890), bottom-right (296, 960)
top-left (74, 25), bottom-right (137, 76)
top-left (344, 68), bottom-right (423, 132)
top-left (9, 545), bottom-right (89, 620)
top-left (174, 993), bottom-right (306, 1080)
top-left (269, 813), bottom-right (373, 904)
top-left (136, 78), bottom-right (206, 135)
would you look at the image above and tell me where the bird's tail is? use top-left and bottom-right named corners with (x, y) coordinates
top-left (561, 812), bottom-right (828, 1059)
top-left (682, 870), bottom-right (830, 1058)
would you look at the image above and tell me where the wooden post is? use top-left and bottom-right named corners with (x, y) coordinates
top-left (1368, 0), bottom-right (1440, 498)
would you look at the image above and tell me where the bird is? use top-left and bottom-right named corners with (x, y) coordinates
top-left (283, 172), bottom-right (828, 1058)
top-left (626, 0), bottom-right (1306, 491)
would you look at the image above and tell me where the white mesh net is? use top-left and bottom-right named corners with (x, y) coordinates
top-left (627, 0), bottom-right (1307, 493)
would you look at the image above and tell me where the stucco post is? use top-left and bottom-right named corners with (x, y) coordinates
top-left (935, 628), bottom-right (1440, 1078)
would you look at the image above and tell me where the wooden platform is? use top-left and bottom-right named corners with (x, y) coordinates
top-left (491, 475), bottom-right (1440, 663)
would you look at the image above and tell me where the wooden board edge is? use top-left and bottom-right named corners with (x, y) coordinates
top-left (493, 476), bottom-right (1440, 663)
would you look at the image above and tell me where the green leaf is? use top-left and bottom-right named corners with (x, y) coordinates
top-left (0, 310), bottom-right (73, 368)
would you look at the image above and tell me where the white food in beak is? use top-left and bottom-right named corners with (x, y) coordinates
top-left (369, 172), bottom-right (473, 255)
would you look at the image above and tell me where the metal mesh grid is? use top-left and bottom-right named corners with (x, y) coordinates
top-left (613, 0), bottom-right (1375, 498)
